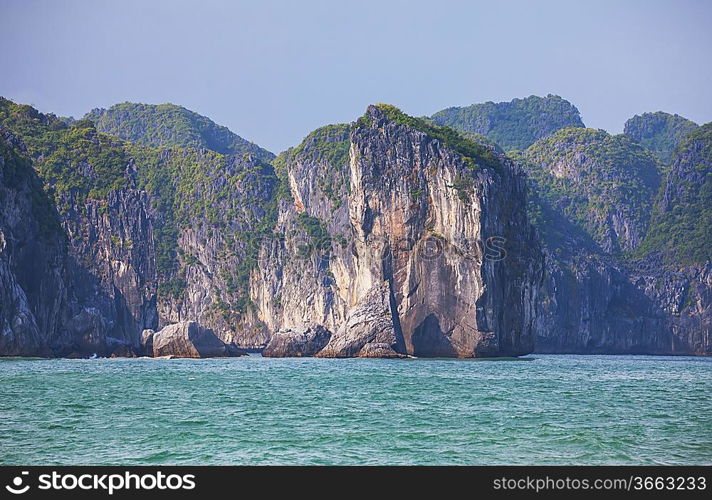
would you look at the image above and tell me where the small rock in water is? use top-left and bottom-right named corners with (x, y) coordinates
top-left (152, 321), bottom-right (234, 358)
top-left (262, 324), bottom-right (332, 357)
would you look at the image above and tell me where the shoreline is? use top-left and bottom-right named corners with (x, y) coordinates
top-left (1, 352), bottom-right (711, 361)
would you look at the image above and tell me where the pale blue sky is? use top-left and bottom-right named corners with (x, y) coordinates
top-left (1, 0), bottom-right (710, 153)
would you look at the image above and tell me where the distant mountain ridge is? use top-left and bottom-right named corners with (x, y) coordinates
top-left (519, 127), bottom-right (660, 254)
top-left (623, 111), bottom-right (699, 164)
top-left (85, 102), bottom-right (274, 160)
top-left (431, 94), bottom-right (585, 151)
top-left (515, 112), bottom-right (710, 355)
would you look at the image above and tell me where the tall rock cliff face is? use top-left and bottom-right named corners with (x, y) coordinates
top-left (0, 99), bottom-right (160, 356)
top-left (59, 183), bottom-right (157, 355)
top-left (133, 148), bottom-right (279, 348)
top-left (0, 98), bottom-right (287, 355)
top-left (253, 105), bottom-right (543, 357)
top-left (431, 94), bottom-right (585, 151)
top-left (250, 124), bottom-right (352, 337)
top-left (0, 129), bottom-right (68, 356)
top-left (0, 98), bottom-right (286, 355)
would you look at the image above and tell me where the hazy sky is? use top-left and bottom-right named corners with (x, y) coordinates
top-left (1, 0), bottom-right (711, 153)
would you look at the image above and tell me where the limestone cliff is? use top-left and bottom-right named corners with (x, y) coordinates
top-left (255, 105), bottom-right (543, 357)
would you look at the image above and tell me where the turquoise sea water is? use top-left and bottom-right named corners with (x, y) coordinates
top-left (0, 354), bottom-right (710, 465)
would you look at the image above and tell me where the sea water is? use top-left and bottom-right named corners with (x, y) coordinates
top-left (1, 354), bottom-right (710, 465)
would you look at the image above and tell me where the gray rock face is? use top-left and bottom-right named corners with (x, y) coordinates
top-left (1, 107), bottom-right (159, 357)
top-left (0, 130), bottom-right (68, 356)
top-left (533, 253), bottom-right (711, 355)
top-left (60, 184), bottom-right (158, 356)
top-left (346, 106), bottom-right (543, 357)
top-left (262, 323), bottom-right (332, 357)
top-left (317, 282), bottom-right (404, 358)
top-left (534, 253), bottom-right (667, 353)
top-left (151, 151), bottom-right (276, 350)
top-left (629, 260), bottom-right (711, 355)
top-left (151, 321), bottom-right (228, 358)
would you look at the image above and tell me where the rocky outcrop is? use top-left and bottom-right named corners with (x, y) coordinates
top-left (3, 95), bottom-right (707, 358)
top-left (151, 321), bottom-right (235, 358)
top-left (140, 329), bottom-right (155, 356)
top-left (317, 282), bottom-right (404, 358)
top-left (349, 106), bottom-right (542, 356)
top-left (262, 323), bottom-right (332, 357)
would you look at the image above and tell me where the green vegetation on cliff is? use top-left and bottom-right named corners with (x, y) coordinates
top-left (432, 94), bottom-right (585, 151)
top-left (296, 212), bottom-right (331, 256)
top-left (132, 146), bottom-right (278, 260)
top-left (0, 98), bottom-right (128, 206)
top-left (275, 123), bottom-right (352, 209)
top-left (0, 135), bottom-right (64, 240)
top-left (86, 102), bottom-right (274, 160)
top-left (518, 128), bottom-right (661, 254)
top-left (292, 123), bottom-right (351, 168)
top-left (624, 111), bottom-right (698, 164)
top-left (636, 123), bottom-right (712, 265)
